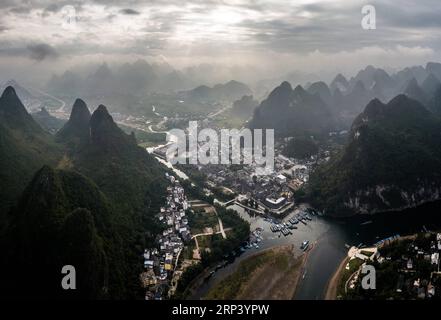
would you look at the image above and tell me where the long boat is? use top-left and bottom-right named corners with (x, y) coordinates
top-left (301, 240), bottom-right (310, 251)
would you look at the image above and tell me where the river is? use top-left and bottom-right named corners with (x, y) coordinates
top-left (144, 113), bottom-right (441, 299)
top-left (189, 200), bottom-right (441, 300)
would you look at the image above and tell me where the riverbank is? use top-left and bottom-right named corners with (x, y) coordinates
top-left (324, 233), bottom-right (422, 300)
top-left (186, 194), bottom-right (441, 300)
top-left (204, 245), bottom-right (308, 300)
top-left (324, 256), bottom-right (349, 300)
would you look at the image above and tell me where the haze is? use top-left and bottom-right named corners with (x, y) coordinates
top-left (0, 0), bottom-right (440, 86)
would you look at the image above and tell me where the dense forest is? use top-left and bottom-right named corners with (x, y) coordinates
top-left (0, 86), bottom-right (168, 299)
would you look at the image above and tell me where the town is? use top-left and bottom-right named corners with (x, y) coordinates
top-left (140, 173), bottom-right (191, 300)
top-left (171, 141), bottom-right (319, 217)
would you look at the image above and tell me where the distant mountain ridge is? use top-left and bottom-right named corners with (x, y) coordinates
top-left (251, 62), bottom-right (441, 133)
top-left (31, 107), bottom-right (66, 133)
top-left (181, 80), bottom-right (253, 102)
top-left (47, 60), bottom-right (182, 96)
top-left (46, 60), bottom-right (254, 97)
top-left (0, 80), bottom-right (36, 106)
top-left (249, 81), bottom-right (337, 137)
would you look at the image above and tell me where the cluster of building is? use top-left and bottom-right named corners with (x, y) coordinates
top-left (193, 150), bottom-right (314, 215)
top-left (347, 233), bottom-right (441, 299)
top-left (141, 173), bottom-right (192, 300)
top-left (388, 233), bottom-right (441, 298)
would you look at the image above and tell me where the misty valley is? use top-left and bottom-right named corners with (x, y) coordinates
top-left (1, 1), bottom-right (441, 307)
top-left (1, 60), bottom-right (441, 301)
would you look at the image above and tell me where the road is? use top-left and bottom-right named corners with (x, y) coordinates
top-left (218, 218), bottom-right (227, 239)
top-left (28, 86), bottom-right (66, 113)
top-left (192, 229), bottom-right (231, 260)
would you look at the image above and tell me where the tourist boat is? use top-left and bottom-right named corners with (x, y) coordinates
top-left (301, 240), bottom-right (310, 251)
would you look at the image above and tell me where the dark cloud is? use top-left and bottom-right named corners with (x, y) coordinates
top-left (106, 14), bottom-right (117, 21)
top-left (9, 6), bottom-right (31, 14)
top-left (27, 43), bottom-right (59, 61)
top-left (0, 0), bottom-right (440, 82)
top-left (232, 1), bottom-right (441, 54)
top-left (372, 0), bottom-right (441, 29)
top-left (119, 8), bottom-right (140, 15)
top-left (301, 3), bottom-right (328, 13)
top-left (44, 4), bottom-right (60, 13)
top-left (0, 0), bottom-right (17, 10)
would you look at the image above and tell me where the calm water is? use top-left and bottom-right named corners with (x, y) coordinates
top-left (190, 201), bottom-right (441, 300)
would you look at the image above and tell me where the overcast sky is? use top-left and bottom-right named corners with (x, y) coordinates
top-left (0, 0), bottom-right (440, 85)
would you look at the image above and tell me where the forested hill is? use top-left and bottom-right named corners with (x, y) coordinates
top-left (0, 86), bottom-right (168, 299)
top-left (307, 94), bottom-right (441, 216)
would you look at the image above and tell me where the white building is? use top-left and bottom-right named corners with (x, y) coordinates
top-left (431, 252), bottom-right (439, 265)
top-left (276, 174), bottom-right (287, 184)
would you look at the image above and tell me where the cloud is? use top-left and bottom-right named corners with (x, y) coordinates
top-left (119, 8), bottom-right (140, 15)
top-left (0, 0), bottom-right (440, 84)
top-left (9, 6), bottom-right (31, 14)
top-left (43, 4), bottom-right (61, 13)
top-left (27, 43), bottom-right (59, 61)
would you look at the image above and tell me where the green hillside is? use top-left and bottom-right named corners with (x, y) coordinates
top-left (0, 86), bottom-right (168, 299)
top-left (307, 95), bottom-right (441, 216)
top-left (0, 87), bottom-right (63, 224)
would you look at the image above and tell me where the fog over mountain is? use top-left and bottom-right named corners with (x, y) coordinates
top-left (249, 61), bottom-right (441, 133)
top-left (3, 0), bottom-right (441, 303)
top-left (0, 0), bottom-right (441, 88)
